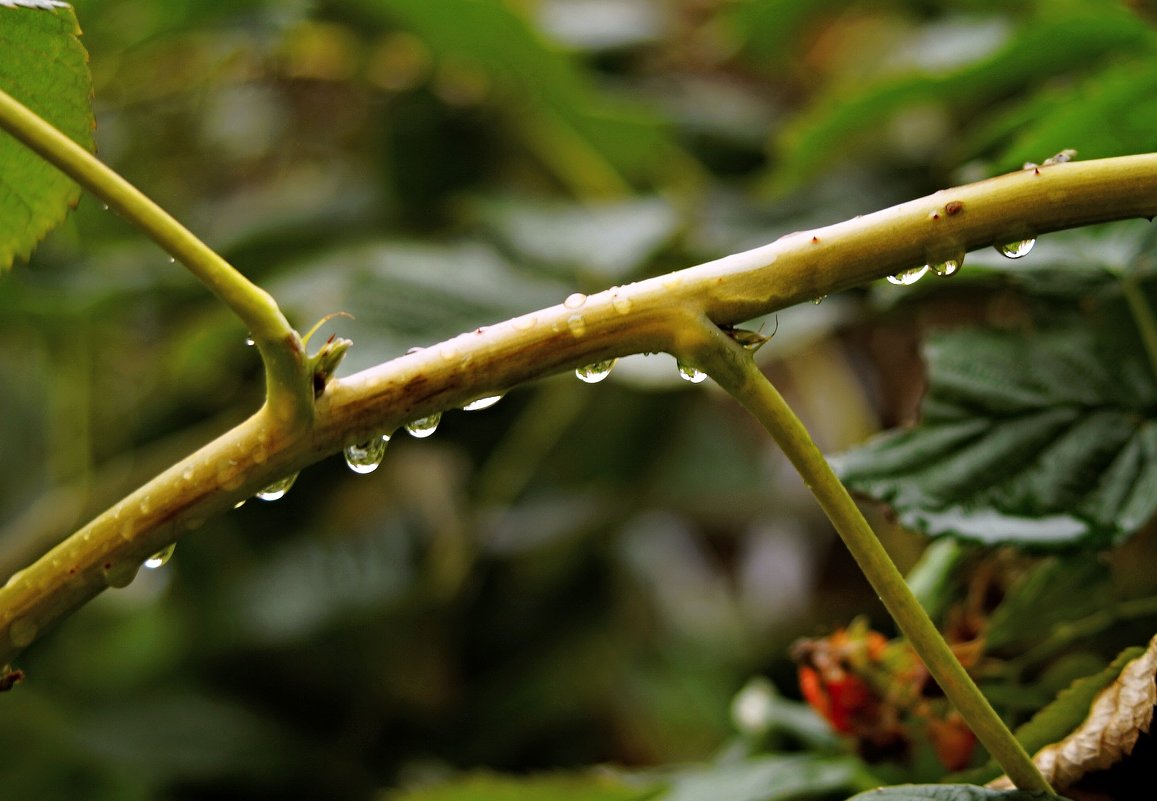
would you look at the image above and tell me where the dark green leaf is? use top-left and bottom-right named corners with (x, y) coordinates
top-left (386, 771), bottom-right (660, 801)
top-left (659, 754), bottom-right (867, 801)
top-left (0, 2), bottom-right (92, 269)
top-left (847, 786), bottom-right (1068, 801)
top-left (833, 321), bottom-right (1157, 548)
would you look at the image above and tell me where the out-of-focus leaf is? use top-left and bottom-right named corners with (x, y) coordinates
top-left (772, 7), bottom-right (1153, 189)
top-left (847, 787), bottom-right (1067, 801)
top-left (968, 58), bottom-right (1157, 172)
top-left (659, 754), bottom-right (867, 801)
top-left (269, 240), bottom-right (571, 373)
top-left (355, 0), bottom-right (672, 195)
top-left (387, 771), bottom-right (661, 801)
top-left (989, 634), bottom-right (1157, 791)
top-left (479, 196), bottom-right (679, 281)
top-left (984, 557), bottom-right (1112, 652)
top-left (0, 2), bottom-right (92, 269)
top-left (833, 320), bottom-right (1157, 548)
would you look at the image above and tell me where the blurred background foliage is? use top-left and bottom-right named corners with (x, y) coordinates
top-left (2, 0), bottom-right (1157, 799)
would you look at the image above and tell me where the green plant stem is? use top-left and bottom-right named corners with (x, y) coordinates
top-left (690, 325), bottom-right (1051, 794)
top-left (0, 87), bottom-right (310, 420)
top-left (2, 154), bottom-right (1157, 671)
top-left (1122, 276), bottom-right (1157, 380)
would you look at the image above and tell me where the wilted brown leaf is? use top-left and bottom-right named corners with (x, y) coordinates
top-left (990, 633), bottom-right (1157, 791)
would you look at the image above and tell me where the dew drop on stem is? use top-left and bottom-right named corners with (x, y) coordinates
top-left (996, 238), bottom-right (1036, 259)
top-left (576, 359), bottom-right (616, 383)
top-left (677, 360), bottom-right (708, 384)
top-left (463, 395), bottom-right (503, 411)
top-left (886, 265), bottom-right (930, 286)
top-left (931, 253), bottom-right (964, 277)
top-left (405, 412), bottom-right (442, 438)
top-left (344, 435), bottom-right (389, 474)
top-left (256, 472), bottom-right (299, 501)
top-left (143, 543), bottom-right (176, 570)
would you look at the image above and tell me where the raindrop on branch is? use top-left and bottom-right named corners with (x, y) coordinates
top-left (576, 359), bottom-right (616, 383)
top-left (256, 472), bottom-right (299, 501)
top-left (143, 543), bottom-right (176, 570)
top-left (931, 254), bottom-right (963, 277)
top-left (344, 435), bottom-right (389, 474)
top-left (996, 238), bottom-right (1036, 259)
top-left (677, 361), bottom-right (708, 384)
top-left (463, 395), bottom-right (503, 411)
top-left (405, 412), bottom-right (442, 438)
top-left (886, 265), bottom-right (930, 286)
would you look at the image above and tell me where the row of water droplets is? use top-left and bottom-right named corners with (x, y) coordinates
top-left (886, 237), bottom-right (1035, 287)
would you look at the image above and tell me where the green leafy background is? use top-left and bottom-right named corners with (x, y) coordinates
top-left (2, 1), bottom-right (1157, 800)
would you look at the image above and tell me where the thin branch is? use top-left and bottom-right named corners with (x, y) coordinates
top-left (0, 87), bottom-right (311, 420)
top-left (2, 154), bottom-right (1156, 670)
top-left (691, 323), bottom-right (1051, 794)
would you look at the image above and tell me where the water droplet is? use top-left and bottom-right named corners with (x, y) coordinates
top-left (256, 472), bottom-right (299, 501)
top-left (513, 315), bottom-right (536, 331)
top-left (143, 543), bottom-right (176, 570)
top-left (677, 361), bottom-right (708, 384)
top-left (813, 295), bottom-right (827, 305)
top-left (9, 618), bottom-right (37, 648)
top-left (182, 466), bottom-right (195, 482)
top-left (103, 560), bottom-right (139, 589)
top-left (563, 292), bottom-right (587, 309)
top-left (405, 412), bottom-right (442, 438)
top-left (886, 265), bottom-right (930, 286)
top-left (567, 314), bottom-right (586, 338)
top-left (463, 395), bottom-right (503, 411)
top-left (344, 435), bottom-right (389, 474)
top-left (233, 499), bottom-right (247, 509)
top-left (996, 238), bottom-right (1036, 259)
top-left (611, 292), bottom-right (632, 315)
top-left (576, 359), bottom-right (616, 383)
top-left (168, 257), bottom-right (176, 264)
top-left (245, 334), bottom-right (255, 347)
top-left (931, 254), bottom-right (964, 277)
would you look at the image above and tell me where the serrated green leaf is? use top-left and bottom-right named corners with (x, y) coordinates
top-left (385, 771), bottom-right (660, 801)
top-left (833, 320), bottom-right (1157, 548)
top-left (847, 786), bottom-right (1067, 801)
top-left (0, 2), bottom-right (93, 269)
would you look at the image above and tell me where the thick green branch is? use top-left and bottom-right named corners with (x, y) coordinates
top-left (2, 154), bottom-right (1156, 672)
top-left (689, 325), bottom-right (1051, 794)
top-left (0, 87), bottom-right (310, 419)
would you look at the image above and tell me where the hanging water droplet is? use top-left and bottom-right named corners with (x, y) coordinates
top-left (886, 265), bottom-right (930, 286)
top-left (677, 361), bottom-right (708, 384)
top-left (996, 238), bottom-right (1036, 259)
top-left (405, 412), bottom-right (442, 438)
top-left (463, 394), bottom-right (503, 411)
top-left (344, 435), bottom-right (389, 474)
top-left (812, 295), bottom-right (827, 305)
top-left (576, 359), bottom-right (616, 383)
top-left (143, 543), bottom-right (176, 570)
top-left (256, 472), bottom-right (299, 501)
top-left (563, 292), bottom-right (587, 309)
top-left (245, 334), bottom-right (255, 347)
top-left (931, 254), bottom-right (964, 277)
